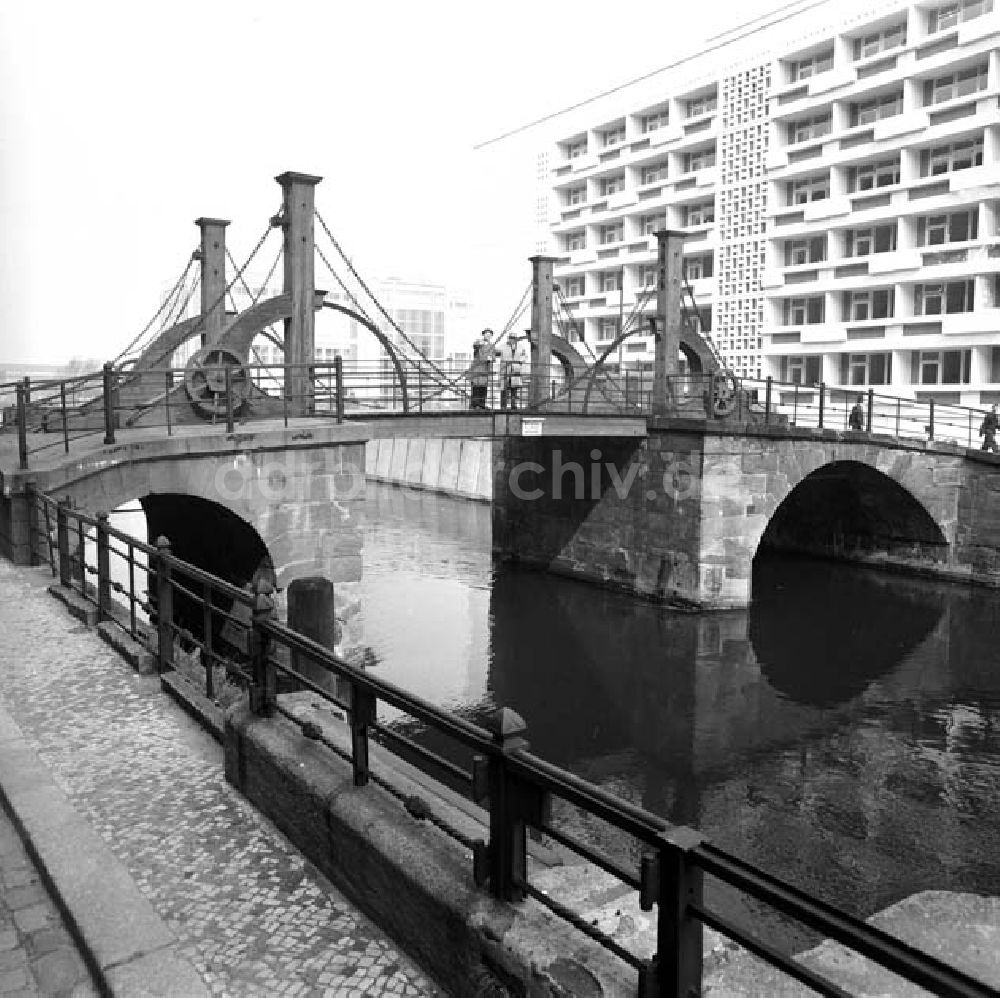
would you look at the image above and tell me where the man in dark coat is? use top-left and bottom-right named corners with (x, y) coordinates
top-left (980, 404), bottom-right (999, 453)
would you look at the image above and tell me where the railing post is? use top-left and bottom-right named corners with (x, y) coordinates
top-left (928, 398), bottom-right (935, 441)
top-left (102, 362), bottom-right (116, 445)
top-left (866, 388), bottom-right (874, 434)
top-left (60, 382), bottom-right (70, 454)
top-left (15, 381), bottom-right (28, 471)
top-left (165, 369), bottom-right (173, 436)
top-left (155, 536), bottom-right (174, 674)
top-left (24, 483), bottom-right (39, 567)
top-left (968, 409), bottom-right (973, 448)
top-left (418, 364), bottom-right (424, 414)
top-left (96, 512), bottom-right (111, 623)
top-left (639, 827), bottom-right (704, 998)
top-left (56, 499), bottom-right (71, 587)
top-left (792, 383), bottom-right (799, 425)
top-left (764, 376), bottom-right (772, 425)
top-left (249, 577), bottom-right (277, 715)
top-left (224, 364), bottom-right (235, 433)
top-left (472, 707), bottom-right (546, 903)
top-left (334, 354), bottom-right (344, 424)
top-left (818, 382), bottom-right (825, 430)
top-left (350, 684), bottom-right (377, 787)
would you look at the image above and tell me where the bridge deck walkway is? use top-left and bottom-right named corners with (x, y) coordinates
top-left (0, 559), bottom-right (442, 996)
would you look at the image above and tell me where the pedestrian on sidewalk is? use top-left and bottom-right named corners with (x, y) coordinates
top-left (979, 404), bottom-right (999, 453)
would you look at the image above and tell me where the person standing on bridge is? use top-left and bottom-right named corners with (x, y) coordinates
top-left (848, 395), bottom-right (865, 431)
top-left (501, 334), bottom-right (525, 411)
top-left (979, 404), bottom-right (999, 453)
top-left (467, 330), bottom-right (493, 410)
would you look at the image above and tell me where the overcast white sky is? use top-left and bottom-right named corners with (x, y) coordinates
top-left (0, 0), bottom-right (789, 365)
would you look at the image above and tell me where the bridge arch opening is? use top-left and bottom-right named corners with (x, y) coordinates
top-left (141, 493), bottom-right (270, 652)
top-left (754, 459), bottom-right (948, 571)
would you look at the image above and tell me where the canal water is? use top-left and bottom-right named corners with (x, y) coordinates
top-left (361, 481), bottom-right (1000, 950)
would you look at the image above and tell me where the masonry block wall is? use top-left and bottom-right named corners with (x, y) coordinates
top-left (493, 431), bottom-right (708, 606)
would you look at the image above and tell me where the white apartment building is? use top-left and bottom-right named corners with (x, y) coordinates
top-left (496, 0), bottom-right (1000, 404)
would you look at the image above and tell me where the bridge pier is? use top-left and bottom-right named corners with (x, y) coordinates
top-left (493, 422), bottom-right (1000, 609)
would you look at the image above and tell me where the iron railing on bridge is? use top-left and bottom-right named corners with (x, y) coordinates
top-left (19, 485), bottom-right (997, 998)
top-left (4, 360), bottom-right (998, 471)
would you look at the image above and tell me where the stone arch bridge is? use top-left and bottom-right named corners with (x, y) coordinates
top-left (3, 414), bottom-right (1000, 611)
top-left (492, 420), bottom-right (1000, 608)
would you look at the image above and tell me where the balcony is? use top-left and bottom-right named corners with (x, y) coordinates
top-left (867, 250), bottom-right (922, 275)
top-left (803, 196), bottom-right (851, 222)
top-left (648, 123), bottom-right (684, 146)
top-left (807, 66), bottom-right (855, 97)
top-left (874, 110), bottom-right (929, 141)
top-left (958, 9), bottom-right (1000, 43)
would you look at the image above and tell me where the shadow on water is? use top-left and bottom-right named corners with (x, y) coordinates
top-left (749, 555), bottom-right (944, 707)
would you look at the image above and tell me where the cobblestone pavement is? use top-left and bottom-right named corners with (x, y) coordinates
top-left (0, 561), bottom-right (443, 997)
top-left (0, 807), bottom-right (96, 997)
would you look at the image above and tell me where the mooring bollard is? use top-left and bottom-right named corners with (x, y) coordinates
top-left (287, 576), bottom-right (341, 699)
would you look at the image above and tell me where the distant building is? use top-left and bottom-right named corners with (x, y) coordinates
top-left (478, 0), bottom-right (1000, 406)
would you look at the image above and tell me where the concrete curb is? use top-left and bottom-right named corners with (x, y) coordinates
top-left (0, 702), bottom-right (210, 997)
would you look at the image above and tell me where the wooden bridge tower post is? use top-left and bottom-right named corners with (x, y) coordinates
top-left (195, 217), bottom-right (231, 346)
top-left (528, 255), bottom-right (557, 407)
top-left (276, 171), bottom-right (322, 415)
top-left (653, 230), bottom-right (685, 415)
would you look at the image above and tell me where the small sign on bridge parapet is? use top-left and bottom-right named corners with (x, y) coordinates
top-left (521, 417), bottom-right (544, 437)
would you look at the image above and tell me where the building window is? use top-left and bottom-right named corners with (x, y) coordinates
top-left (916, 349), bottom-right (972, 384)
top-left (567, 139), bottom-right (588, 159)
top-left (914, 280), bottom-right (975, 315)
top-left (600, 223), bottom-right (624, 244)
top-left (782, 355), bottom-right (822, 384)
top-left (684, 255), bottom-right (714, 281)
top-left (784, 236), bottom-right (827, 266)
top-left (783, 296), bottom-right (825, 324)
top-left (928, 0), bottom-right (993, 34)
top-left (787, 113), bottom-right (832, 145)
top-left (919, 136), bottom-right (984, 176)
top-left (566, 231), bottom-right (586, 252)
top-left (685, 201), bottom-right (715, 226)
top-left (853, 22), bottom-right (907, 59)
top-left (846, 352), bottom-right (891, 385)
top-left (849, 157), bottom-right (900, 191)
top-left (640, 213), bottom-right (666, 235)
top-left (602, 126), bottom-right (626, 148)
top-left (789, 49), bottom-right (834, 81)
top-left (845, 224), bottom-right (897, 256)
top-left (684, 147), bottom-right (716, 172)
top-left (918, 209), bottom-right (979, 245)
top-left (564, 276), bottom-right (585, 297)
top-left (641, 109), bottom-right (669, 132)
top-left (566, 186), bottom-right (587, 206)
top-left (601, 174), bottom-right (625, 196)
top-left (640, 161), bottom-right (668, 184)
top-left (786, 173), bottom-right (830, 205)
top-left (850, 91), bottom-right (903, 126)
top-left (641, 265), bottom-right (658, 288)
top-left (844, 288), bottom-right (894, 320)
top-left (923, 63), bottom-right (989, 105)
top-left (600, 270), bottom-right (622, 293)
top-left (686, 94), bottom-right (718, 117)
top-left (597, 318), bottom-right (619, 341)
